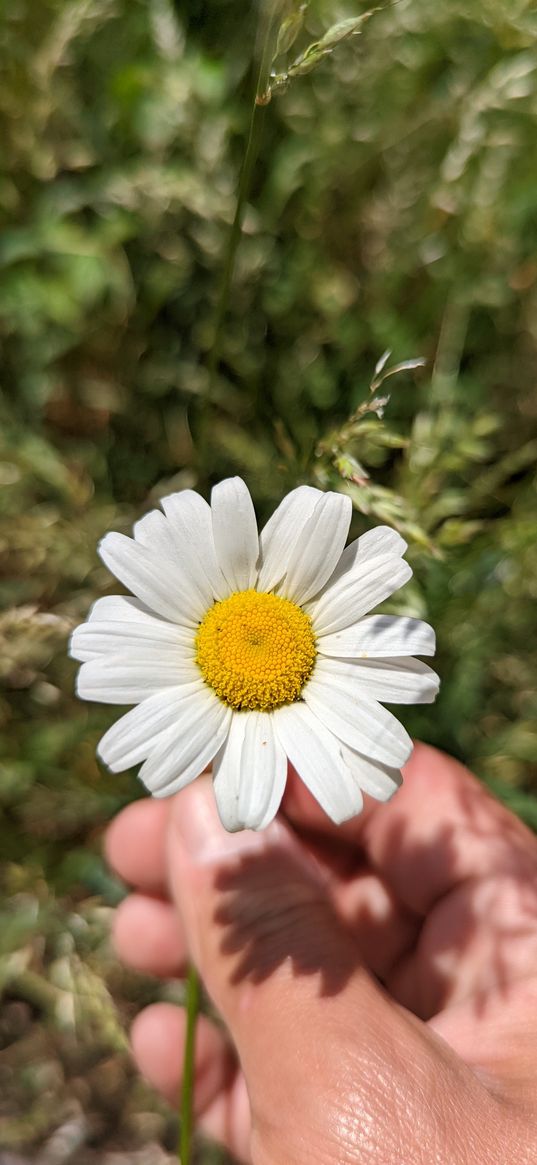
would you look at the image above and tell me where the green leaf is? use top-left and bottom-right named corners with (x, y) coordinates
top-left (275, 4), bottom-right (307, 58)
top-left (317, 12), bottom-right (378, 51)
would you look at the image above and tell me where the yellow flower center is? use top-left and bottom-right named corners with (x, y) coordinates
top-left (195, 589), bottom-right (316, 712)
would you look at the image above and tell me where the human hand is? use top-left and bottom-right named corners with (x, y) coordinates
top-left (106, 743), bottom-right (537, 1164)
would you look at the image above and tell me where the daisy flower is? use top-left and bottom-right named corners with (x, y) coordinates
top-left (71, 478), bottom-right (439, 831)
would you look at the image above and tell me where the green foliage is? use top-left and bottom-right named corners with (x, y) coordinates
top-left (1, 0), bottom-right (536, 1159)
top-left (267, 6), bottom-right (378, 99)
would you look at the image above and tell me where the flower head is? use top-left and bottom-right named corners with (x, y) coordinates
top-left (71, 478), bottom-right (439, 830)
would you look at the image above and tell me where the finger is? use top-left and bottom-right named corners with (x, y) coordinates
top-left (285, 742), bottom-right (537, 915)
top-left (131, 1003), bottom-right (251, 1162)
top-left (429, 977), bottom-right (537, 1108)
top-left (105, 798), bottom-right (169, 894)
top-left (362, 743), bottom-right (537, 914)
top-left (332, 867), bottom-right (419, 980)
top-left (165, 776), bottom-right (498, 1165)
top-left (282, 761), bottom-right (378, 851)
top-left (113, 893), bottom-right (187, 978)
top-left (331, 745), bottom-right (537, 1017)
top-left (281, 771), bottom-right (421, 980)
top-left (390, 865), bottom-right (537, 1018)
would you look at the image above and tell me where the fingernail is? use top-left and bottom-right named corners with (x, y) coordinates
top-left (170, 776), bottom-right (271, 864)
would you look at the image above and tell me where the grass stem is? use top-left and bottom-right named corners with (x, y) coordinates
top-left (179, 964), bottom-right (201, 1163)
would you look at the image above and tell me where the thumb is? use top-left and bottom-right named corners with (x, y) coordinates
top-left (166, 777), bottom-right (497, 1165)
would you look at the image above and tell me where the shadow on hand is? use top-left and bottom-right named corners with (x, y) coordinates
top-left (213, 844), bottom-right (360, 998)
top-left (212, 770), bottom-right (537, 1022)
top-left (359, 776), bottom-right (537, 1020)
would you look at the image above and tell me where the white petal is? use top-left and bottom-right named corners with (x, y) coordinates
top-left (275, 702), bottom-right (363, 824)
top-left (70, 618), bottom-right (195, 662)
top-left (326, 526), bottom-right (407, 589)
top-left (76, 653), bottom-right (199, 704)
top-left (133, 509), bottom-right (215, 608)
top-left (161, 490), bottom-right (228, 599)
top-left (140, 690), bottom-right (232, 796)
top-left (99, 532), bottom-right (206, 625)
top-left (348, 525), bottom-right (407, 560)
top-left (212, 712), bottom-right (287, 831)
top-left (211, 477), bottom-right (259, 591)
top-left (78, 637), bottom-right (194, 666)
top-left (340, 744), bottom-right (402, 802)
top-left (278, 492), bottom-right (352, 604)
top-left (97, 684), bottom-right (202, 772)
top-left (318, 615), bottom-right (435, 659)
top-left (303, 675), bottom-right (412, 767)
top-left (257, 486), bottom-right (322, 591)
top-left (313, 656), bottom-right (440, 705)
top-left (307, 555), bottom-right (412, 636)
top-left (132, 509), bottom-right (177, 552)
top-left (87, 595), bottom-right (164, 624)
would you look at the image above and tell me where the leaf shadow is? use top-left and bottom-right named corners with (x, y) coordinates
top-left (213, 843), bottom-right (360, 997)
top-left (212, 765), bottom-right (537, 1027)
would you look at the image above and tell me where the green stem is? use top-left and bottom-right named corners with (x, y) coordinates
top-left (179, 963), bottom-right (201, 1164)
top-left (207, 1), bottom-right (284, 392)
top-left (180, 10), bottom-right (284, 1156)
top-left (182, 14), bottom-right (284, 1143)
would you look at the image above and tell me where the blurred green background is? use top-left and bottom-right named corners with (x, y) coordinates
top-left (1, 0), bottom-right (536, 1160)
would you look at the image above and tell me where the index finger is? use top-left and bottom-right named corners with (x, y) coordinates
top-left (282, 742), bottom-right (537, 915)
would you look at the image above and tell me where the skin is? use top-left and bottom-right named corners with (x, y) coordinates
top-left (105, 743), bottom-right (537, 1164)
